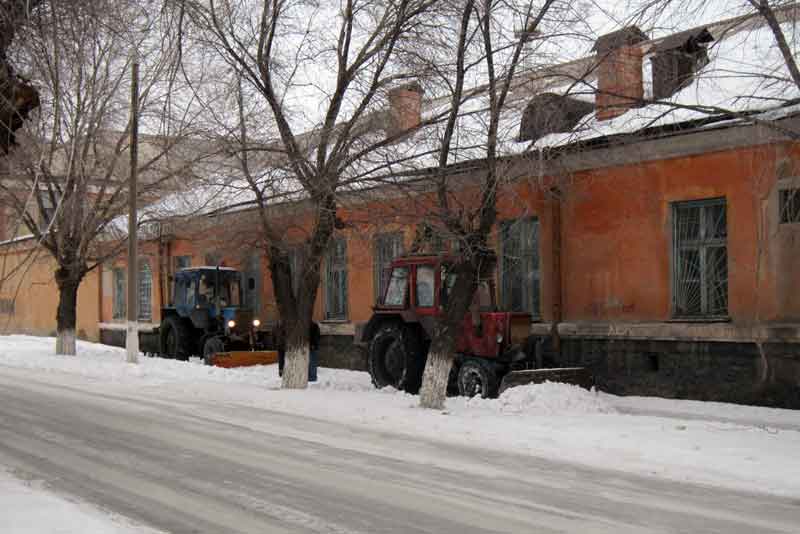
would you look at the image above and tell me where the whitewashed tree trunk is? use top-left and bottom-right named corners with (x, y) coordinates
top-left (55, 328), bottom-right (76, 356)
top-left (419, 350), bottom-right (453, 410)
top-left (282, 344), bottom-right (310, 389)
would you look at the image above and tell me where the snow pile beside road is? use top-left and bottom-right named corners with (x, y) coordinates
top-left (465, 382), bottom-right (616, 415)
top-left (0, 469), bottom-right (163, 534)
top-left (0, 335), bottom-right (371, 391)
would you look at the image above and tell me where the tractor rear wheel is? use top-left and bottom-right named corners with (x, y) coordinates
top-left (457, 358), bottom-right (499, 398)
top-left (202, 336), bottom-right (226, 365)
top-left (160, 316), bottom-right (193, 361)
top-left (368, 323), bottom-right (423, 393)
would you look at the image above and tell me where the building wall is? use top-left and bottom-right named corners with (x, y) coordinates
top-left (0, 244), bottom-right (100, 341)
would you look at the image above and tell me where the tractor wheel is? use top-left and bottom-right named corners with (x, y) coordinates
top-left (202, 336), bottom-right (226, 366)
top-left (160, 316), bottom-right (193, 361)
top-left (368, 323), bottom-right (423, 394)
top-left (457, 358), bottom-right (499, 399)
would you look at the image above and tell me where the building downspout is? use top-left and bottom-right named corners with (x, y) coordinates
top-left (549, 187), bottom-right (563, 352)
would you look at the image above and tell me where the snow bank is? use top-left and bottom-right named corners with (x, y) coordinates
top-left (0, 469), bottom-right (163, 534)
top-left (463, 382), bottom-right (616, 415)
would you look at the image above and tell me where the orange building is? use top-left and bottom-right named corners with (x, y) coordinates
top-left (3, 15), bottom-right (800, 406)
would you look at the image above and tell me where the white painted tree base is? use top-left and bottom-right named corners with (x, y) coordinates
top-left (419, 351), bottom-right (452, 410)
top-left (282, 345), bottom-right (310, 389)
top-left (55, 329), bottom-right (76, 356)
top-left (125, 322), bottom-right (139, 364)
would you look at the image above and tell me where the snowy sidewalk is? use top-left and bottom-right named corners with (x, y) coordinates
top-left (0, 468), bottom-right (163, 534)
top-left (1, 335), bottom-right (799, 498)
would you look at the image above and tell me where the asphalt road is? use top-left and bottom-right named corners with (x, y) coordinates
top-left (0, 369), bottom-right (798, 534)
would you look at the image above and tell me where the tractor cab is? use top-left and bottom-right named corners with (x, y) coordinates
top-left (173, 267), bottom-right (244, 323)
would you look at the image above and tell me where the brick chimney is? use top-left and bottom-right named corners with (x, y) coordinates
top-left (593, 26), bottom-right (648, 121)
top-left (388, 81), bottom-right (423, 134)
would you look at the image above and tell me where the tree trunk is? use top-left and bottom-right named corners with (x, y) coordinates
top-left (419, 329), bottom-right (457, 409)
top-left (418, 259), bottom-right (480, 409)
top-left (282, 326), bottom-right (311, 390)
top-left (55, 273), bottom-right (81, 355)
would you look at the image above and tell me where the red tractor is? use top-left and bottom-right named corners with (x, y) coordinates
top-left (359, 254), bottom-right (591, 397)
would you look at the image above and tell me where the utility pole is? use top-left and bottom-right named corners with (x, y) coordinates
top-left (126, 55), bottom-right (140, 364)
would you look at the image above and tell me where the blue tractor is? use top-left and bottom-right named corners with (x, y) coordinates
top-left (140, 266), bottom-right (272, 362)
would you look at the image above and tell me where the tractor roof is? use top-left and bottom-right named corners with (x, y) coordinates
top-left (176, 266), bottom-right (239, 273)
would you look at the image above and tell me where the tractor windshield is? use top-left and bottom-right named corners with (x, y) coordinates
top-left (440, 267), bottom-right (495, 311)
top-left (198, 271), bottom-right (242, 308)
top-left (383, 267), bottom-right (409, 306)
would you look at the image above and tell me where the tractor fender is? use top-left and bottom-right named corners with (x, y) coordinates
top-left (361, 312), bottom-right (432, 344)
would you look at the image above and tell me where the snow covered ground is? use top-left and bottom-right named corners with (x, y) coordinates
top-left (0, 468), bottom-right (164, 534)
top-left (1, 335), bottom-right (799, 500)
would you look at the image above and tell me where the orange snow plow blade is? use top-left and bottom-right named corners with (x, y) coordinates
top-left (499, 367), bottom-right (593, 395)
top-left (208, 350), bottom-right (279, 368)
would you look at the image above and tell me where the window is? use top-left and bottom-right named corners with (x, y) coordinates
top-left (0, 298), bottom-right (15, 314)
top-left (174, 256), bottom-right (191, 271)
top-left (325, 238), bottom-right (348, 320)
top-left (37, 194), bottom-right (56, 231)
top-left (672, 198), bottom-right (728, 317)
top-left (500, 218), bottom-right (540, 315)
top-left (383, 267), bottom-right (409, 306)
top-left (374, 232), bottom-right (404, 302)
top-left (138, 262), bottom-right (152, 322)
top-left (651, 28), bottom-right (713, 100)
top-left (780, 188), bottom-right (800, 224)
top-left (113, 268), bottom-right (126, 319)
top-left (415, 265), bottom-right (435, 307)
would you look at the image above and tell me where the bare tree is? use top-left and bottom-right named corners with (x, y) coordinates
top-left (0, 0), bottom-right (204, 354)
top-left (180, 0), bottom-right (439, 389)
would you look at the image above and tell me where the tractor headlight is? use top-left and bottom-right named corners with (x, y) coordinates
top-left (252, 318), bottom-right (261, 327)
top-left (496, 333), bottom-right (504, 344)
top-left (227, 320), bottom-right (236, 329)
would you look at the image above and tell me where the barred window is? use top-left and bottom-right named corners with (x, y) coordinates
top-left (113, 268), bottom-right (126, 319)
top-left (672, 198), bottom-right (728, 317)
top-left (325, 238), bottom-right (348, 320)
top-left (374, 232), bottom-right (404, 302)
top-left (779, 188), bottom-right (800, 224)
top-left (138, 262), bottom-right (152, 322)
top-left (500, 218), bottom-right (540, 316)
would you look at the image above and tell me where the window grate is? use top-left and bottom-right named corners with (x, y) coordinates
top-left (779, 188), bottom-right (800, 224)
top-left (500, 218), bottom-right (540, 316)
top-left (672, 198), bottom-right (728, 317)
top-left (325, 238), bottom-right (348, 320)
top-left (138, 262), bottom-right (152, 322)
top-left (113, 268), bottom-right (126, 319)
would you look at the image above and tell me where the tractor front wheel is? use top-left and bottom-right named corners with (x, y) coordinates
top-left (368, 324), bottom-right (423, 393)
top-left (457, 358), bottom-right (499, 399)
top-left (202, 336), bottom-right (226, 366)
top-left (160, 316), bottom-right (193, 361)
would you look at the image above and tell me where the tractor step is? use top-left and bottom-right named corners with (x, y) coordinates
top-left (499, 367), bottom-right (593, 395)
top-left (208, 350), bottom-right (279, 368)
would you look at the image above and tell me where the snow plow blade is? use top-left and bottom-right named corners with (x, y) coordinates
top-left (499, 367), bottom-right (593, 395)
top-left (208, 350), bottom-right (279, 368)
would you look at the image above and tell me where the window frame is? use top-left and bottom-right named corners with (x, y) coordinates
top-left (670, 197), bottom-right (729, 319)
top-left (499, 217), bottom-right (541, 318)
top-left (112, 267), bottom-right (126, 320)
top-left (779, 187), bottom-right (800, 224)
top-left (324, 237), bottom-right (349, 321)
top-left (138, 261), bottom-right (153, 322)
